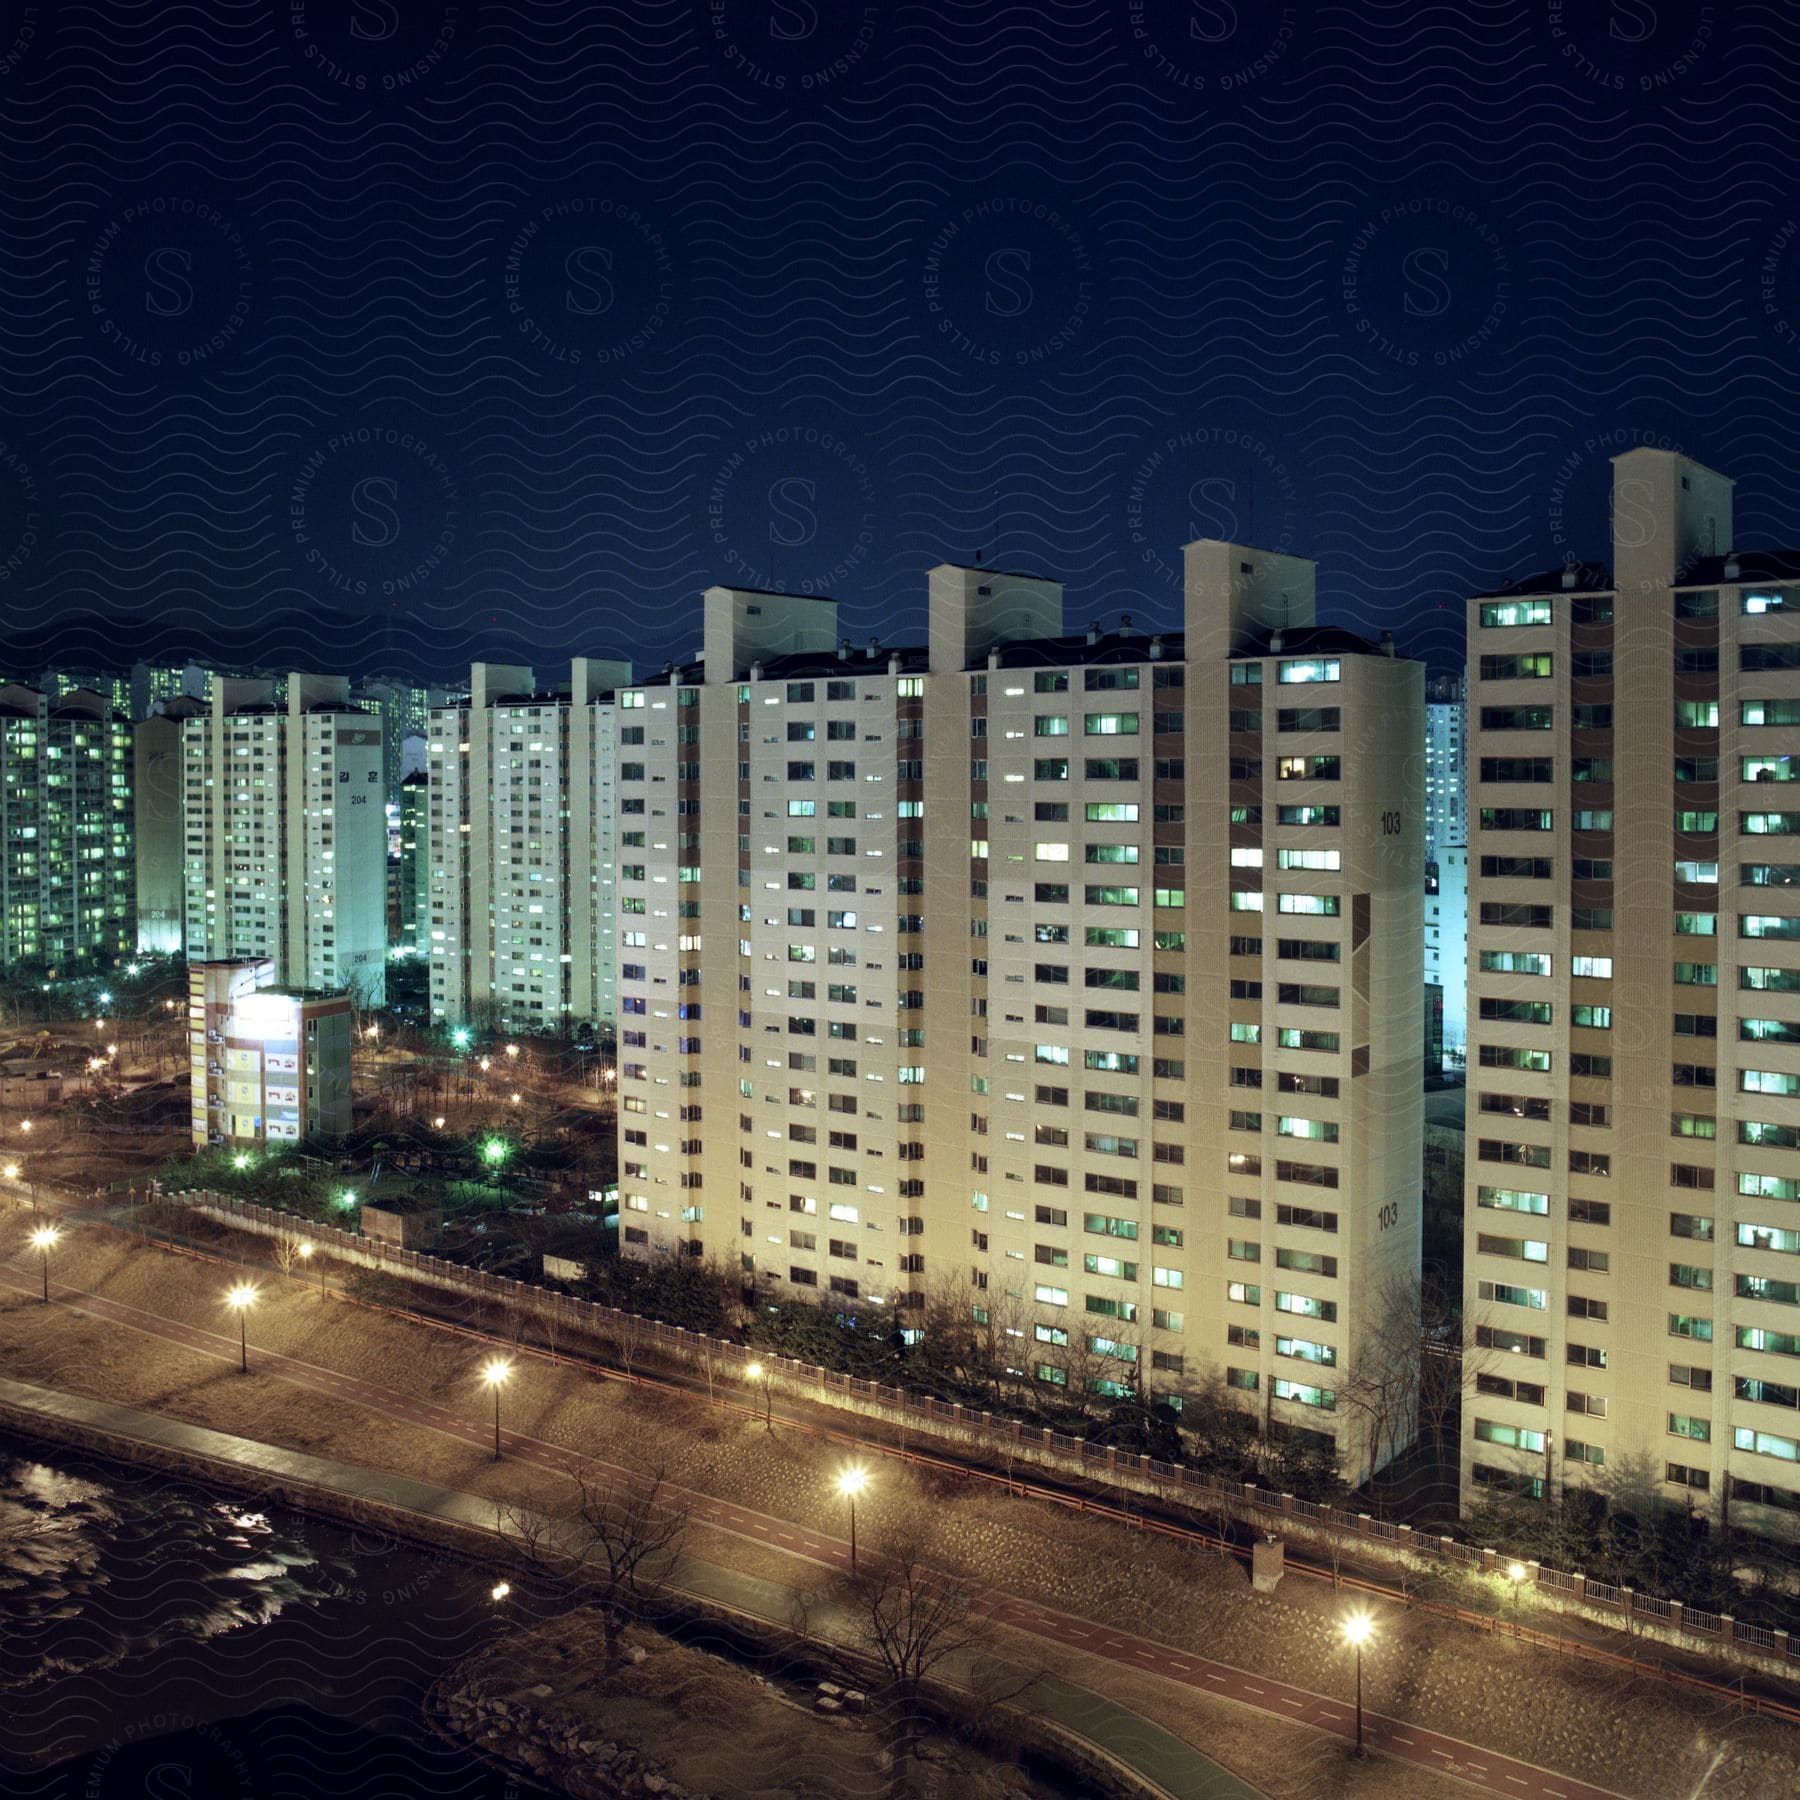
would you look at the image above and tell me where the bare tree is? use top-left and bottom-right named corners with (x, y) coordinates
top-left (272, 1231), bottom-right (308, 1282)
top-left (495, 1459), bottom-right (689, 1675)
top-left (820, 1529), bottom-right (1018, 1795)
top-left (612, 1307), bottom-right (649, 1382)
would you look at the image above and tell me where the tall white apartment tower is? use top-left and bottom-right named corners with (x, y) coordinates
top-left (181, 673), bottom-right (386, 1003)
top-left (427, 658), bottom-right (631, 1034)
top-left (1462, 447), bottom-right (1800, 1533)
top-left (632, 552), bottom-right (1423, 1485)
top-left (1424, 673), bottom-right (1468, 861)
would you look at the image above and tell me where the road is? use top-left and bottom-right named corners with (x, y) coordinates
top-left (0, 1251), bottom-right (1626, 1800)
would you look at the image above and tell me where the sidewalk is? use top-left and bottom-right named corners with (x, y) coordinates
top-left (0, 1375), bottom-right (1259, 1800)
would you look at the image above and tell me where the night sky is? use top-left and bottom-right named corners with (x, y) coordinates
top-left (0, 0), bottom-right (1788, 686)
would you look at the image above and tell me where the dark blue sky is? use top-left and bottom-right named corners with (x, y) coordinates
top-left (0, 1), bottom-right (1788, 684)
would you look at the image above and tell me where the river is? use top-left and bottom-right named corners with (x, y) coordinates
top-left (0, 1429), bottom-right (535, 1800)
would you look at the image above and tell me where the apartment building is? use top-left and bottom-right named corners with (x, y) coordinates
top-left (355, 676), bottom-right (445, 802)
top-left (134, 694), bottom-right (206, 954)
top-left (181, 674), bottom-right (386, 1004)
top-left (426, 658), bottom-right (630, 1035)
top-left (0, 683), bottom-right (134, 973)
top-left (188, 957), bottom-right (352, 1148)
top-left (1424, 672), bottom-right (1468, 860)
top-left (1462, 446), bottom-right (1800, 1531)
top-left (630, 553), bottom-right (1422, 1483)
top-left (396, 770), bottom-right (428, 954)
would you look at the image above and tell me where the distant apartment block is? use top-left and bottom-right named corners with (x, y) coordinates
top-left (188, 957), bottom-right (352, 1148)
top-left (134, 694), bottom-right (206, 955)
top-left (624, 550), bottom-right (1422, 1483)
top-left (0, 683), bottom-right (133, 972)
top-left (426, 659), bottom-right (631, 1035)
top-left (181, 674), bottom-right (387, 1004)
top-left (396, 769), bottom-right (428, 955)
top-left (1462, 446), bottom-right (1800, 1532)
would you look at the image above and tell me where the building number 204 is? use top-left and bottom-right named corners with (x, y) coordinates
top-left (1380, 809), bottom-right (1403, 836)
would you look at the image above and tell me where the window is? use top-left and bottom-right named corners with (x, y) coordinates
top-left (1083, 713), bottom-right (1139, 736)
top-left (1480, 599), bottom-right (1552, 628)
top-left (1278, 658), bottom-right (1340, 684)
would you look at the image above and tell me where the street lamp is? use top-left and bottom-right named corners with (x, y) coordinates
top-left (452, 1026), bottom-right (471, 1049)
top-left (232, 1152), bottom-right (251, 1172)
top-left (481, 1358), bottom-right (513, 1460)
top-left (746, 1360), bottom-right (772, 1432)
top-left (1342, 1613), bottom-right (1374, 1757)
top-left (29, 1224), bottom-right (60, 1303)
top-left (505, 1043), bottom-right (519, 1059)
top-left (836, 1465), bottom-right (869, 1569)
top-left (225, 1282), bottom-right (257, 1373)
top-left (1508, 1560), bottom-right (1527, 1616)
top-left (2, 1162), bottom-right (18, 1181)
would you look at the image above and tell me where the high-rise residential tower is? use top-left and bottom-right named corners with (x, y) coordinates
top-left (1462, 446), bottom-right (1800, 1532)
top-left (0, 684), bottom-right (133, 972)
top-left (134, 693), bottom-right (207, 955)
top-left (181, 673), bottom-right (386, 1004)
top-left (426, 658), bottom-right (631, 1034)
top-left (626, 551), bottom-right (1423, 1483)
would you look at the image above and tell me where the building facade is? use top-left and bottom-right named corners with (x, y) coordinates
top-left (426, 658), bottom-right (630, 1035)
top-left (1424, 671), bottom-right (1468, 863)
top-left (134, 695), bottom-right (206, 955)
top-left (0, 684), bottom-right (133, 973)
top-left (396, 769), bottom-right (428, 955)
top-left (1461, 446), bottom-right (1800, 1532)
top-left (181, 674), bottom-right (386, 1004)
top-left (188, 957), bottom-right (352, 1148)
top-left (626, 552), bottom-right (1423, 1483)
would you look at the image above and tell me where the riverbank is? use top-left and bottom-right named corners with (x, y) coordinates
top-left (5, 1230), bottom-right (1792, 1797)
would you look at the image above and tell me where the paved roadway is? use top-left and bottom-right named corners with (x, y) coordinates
top-left (0, 1255), bottom-right (1626, 1800)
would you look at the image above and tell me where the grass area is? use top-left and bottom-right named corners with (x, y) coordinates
top-left (2, 1227), bottom-right (1797, 1800)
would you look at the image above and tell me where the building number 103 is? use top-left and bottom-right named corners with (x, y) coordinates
top-left (1380, 809), bottom-right (1403, 836)
top-left (1377, 1201), bottom-right (1400, 1230)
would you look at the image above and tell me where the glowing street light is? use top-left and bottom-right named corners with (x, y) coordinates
top-left (232, 1152), bottom-right (251, 1172)
top-left (478, 1057), bottom-right (492, 1073)
top-left (295, 1240), bottom-right (323, 1293)
top-left (1508, 1560), bottom-right (1528, 1616)
top-left (225, 1282), bottom-right (258, 1373)
top-left (19, 1119), bottom-right (31, 1134)
top-left (2, 1162), bottom-right (18, 1181)
top-left (1342, 1613), bottom-right (1374, 1756)
top-left (490, 1581), bottom-right (511, 1602)
top-left (482, 1138), bottom-right (508, 1169)
top-left (509, 1092), bottom-right (522, 1106)
top-left (481, 1357), bottom-right (513, 1460)
top-left (432, 1115), bottom-right (446, 1128)
top-left (29, 1224), bottom-right (61, 1303)
top-left (452, 1026), bottom-right (471, 1049)
top-left (504, 1043), bottom-right (519, 1060)
top-left (745, 1360), bottom-right (773, 1432)
top-left (337, 1190), bottom-right (358, 1213)
top-left (836, 1465), bottom-right (870, 1569)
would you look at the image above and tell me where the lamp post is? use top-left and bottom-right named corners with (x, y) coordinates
top-left (296, 1240), bottom-right (319, 1293)
top-left (836, 1465), bottom-right (869, 1569)
top-left (1342, 1613), bottom-right (1373, 1757)
top-left (225, 1282), bottom-right (257, 1373)
top-left (482, 1358), bottom-right (512, 1460)
top-left (1508, 1560), bottom-right (1527, 1619)
top-left (29, 1224), bottom-right (60, 1303)
top-left (746, 1360), bottom-right (772, 1432)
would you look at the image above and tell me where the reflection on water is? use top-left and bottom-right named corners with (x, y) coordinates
top-left (0, 1432), bottom-right (531, 1799)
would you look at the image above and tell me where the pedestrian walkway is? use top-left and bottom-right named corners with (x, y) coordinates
top-left (0, 1376), bottom-right (1259, 1800)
